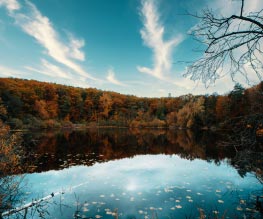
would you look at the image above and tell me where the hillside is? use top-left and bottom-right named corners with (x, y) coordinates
top-left (0, 78), bottom-right (262, 132)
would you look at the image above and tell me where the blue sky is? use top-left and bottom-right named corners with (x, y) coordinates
top-left (0, 0), bottom-right (262, 97)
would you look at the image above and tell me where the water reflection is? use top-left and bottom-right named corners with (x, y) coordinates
top-left (1, 128), bottom-right (263, 218)
top-left (16, 155), bottom-right (263, 218)
top-left (21, 129), bottom-right (235, 173)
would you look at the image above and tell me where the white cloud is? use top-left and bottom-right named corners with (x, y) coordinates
top-left (1, 0), bottom-right (96, 81)
top-left (210, 0), bottom-right (263, 17)
top-left (25, 59), bottom-right (72, 80)
top-left (68, 34), bottom-right (85, 61)
top-left (137, 0), bottom-right (183, 80)
top-left (106, 68), bottom-right (126, 86)
top-left (0, 0), bottom-right (20, 12)
top-left (0, 65), bottom-right (28, 77)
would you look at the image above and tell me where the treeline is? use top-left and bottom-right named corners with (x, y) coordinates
top-left (0, 78), bottom-right (262, 130)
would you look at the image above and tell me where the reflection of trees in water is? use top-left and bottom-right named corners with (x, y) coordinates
top-left (20, 129), bottom-right (236, 173)
top-left (2, 127), bottom-right (263, 218)
top-left (18, 128), bottom-right (263, 187)
top-left (218, 114), bottom-right (263, 184)
top-left (228, 149), bottom-right (263, 183)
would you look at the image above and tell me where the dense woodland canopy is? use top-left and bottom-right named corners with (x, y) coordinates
top-left (0, 78), bottom-right (262, 132)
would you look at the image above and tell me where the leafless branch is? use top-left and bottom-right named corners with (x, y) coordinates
top-left (185, 0), bottom-right (263, 86)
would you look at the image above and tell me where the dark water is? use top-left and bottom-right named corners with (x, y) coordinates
top-left (3, 129), bottom-right (263, 218)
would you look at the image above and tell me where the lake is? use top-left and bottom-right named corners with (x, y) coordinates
top-left (2, 129), bottom-right (263, 219)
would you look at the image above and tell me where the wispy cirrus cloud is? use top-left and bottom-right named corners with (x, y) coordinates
top-left (0, 65), bottom-right (28, 77)
top-left (106, 68), bottom-right (126, 86)
top-left (0, 0), bottom-right (20, 12)
top-left (137, 0), bottom-right (183, 80)
top-left (25, 59), bottom-right (72, 80)
top-left (0, 0), bottom-right (96, 81)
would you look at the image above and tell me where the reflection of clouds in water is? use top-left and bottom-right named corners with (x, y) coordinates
top-left (22, 155), bottom-right (262, 218)
top-left (27, 155), bottom-right (259, 196)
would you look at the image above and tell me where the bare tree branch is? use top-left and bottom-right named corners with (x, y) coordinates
top-left (185, 0), bottom-right (263, 86)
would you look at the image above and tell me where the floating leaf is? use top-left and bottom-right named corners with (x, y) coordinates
top-left (240, 199), bottom-right (245, 204)
top-left (83, 207), bottom-right (89, 212)
top-left (236, 206), bottom-right (243, 211)
top-left (138, 210), bottom-right (144, 214)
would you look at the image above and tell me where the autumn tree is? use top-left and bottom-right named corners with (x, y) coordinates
top-left (99, 93), bottom-right (113, 119)
top-left (34, 100), bottom-right (49, 119)
top-left (58, 92), bottom-right (71, 120)
top-left (0, 100), bottom-right (25, 216)
top-left (83, 97), bottom-right (93, 121)
top-left (43, 84), bottom-right (58, 119)
top-left (176, 96), bottom-right (205, 128)
top-left (186, 0), bottom-right (263, 85)
top-left (246, 81), bottom-right (263, 114)
top-left (0, 98), bottom-right (7, 121)
top-left (215, 95), bottom-right (230, 122)
top-left (166, 111), bottom-right (178, 127)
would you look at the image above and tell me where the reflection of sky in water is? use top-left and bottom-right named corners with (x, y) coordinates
top-left (23, 155), bottom-right (261, 218)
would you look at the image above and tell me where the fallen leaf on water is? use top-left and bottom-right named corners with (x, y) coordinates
top-left (240, 199), bottom-right (245, 204)
top-left (236, 206), bottom-right (243, 211)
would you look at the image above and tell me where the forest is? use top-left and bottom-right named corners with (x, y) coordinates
top-left (0, 77), bottom-right (262, 134)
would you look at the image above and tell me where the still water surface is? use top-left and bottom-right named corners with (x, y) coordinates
top-left (8, 129), bottom-right (263, 218)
